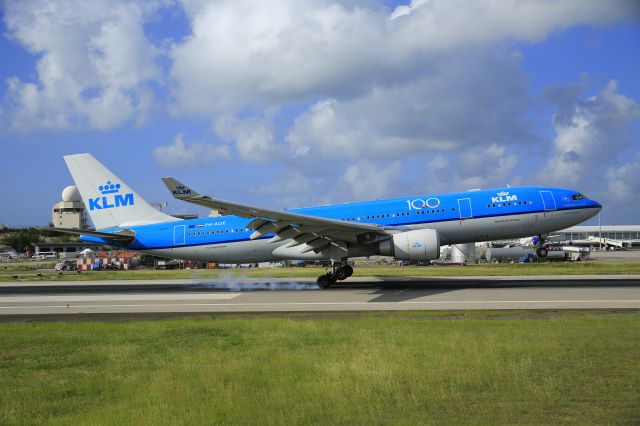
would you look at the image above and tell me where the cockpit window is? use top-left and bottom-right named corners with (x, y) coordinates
top-left (571, 194), bottom-right (585, 200)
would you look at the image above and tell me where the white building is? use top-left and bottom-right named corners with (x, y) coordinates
top-left (549, 225), bottom-right (640, 249)
top-left (52, 186), bottom-right (88, 229)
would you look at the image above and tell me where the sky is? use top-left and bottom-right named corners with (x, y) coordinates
top-left (0, 0), bottom-right (639, 227)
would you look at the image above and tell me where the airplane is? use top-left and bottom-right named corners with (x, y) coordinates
top-left (50, 154), bottom-right (602, 288)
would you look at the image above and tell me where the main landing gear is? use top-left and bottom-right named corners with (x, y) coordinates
top-left (535, 235), bottom-right (549, 258)
top-left (317, 262), bottom-right (354, 289)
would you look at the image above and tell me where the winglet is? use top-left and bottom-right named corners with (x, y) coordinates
top-left (161, 177), bottom-right (201, 199)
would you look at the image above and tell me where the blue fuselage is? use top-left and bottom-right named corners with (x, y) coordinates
top-left (81, 186), bottom-right (601, 262)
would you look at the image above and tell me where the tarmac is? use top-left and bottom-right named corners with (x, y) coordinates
top-left (0, 275), bottom-right (639, 317)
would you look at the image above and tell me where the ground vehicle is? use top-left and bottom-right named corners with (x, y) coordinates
top-left (54, 260), bottom-right (77, 271)
top-left (103, 261), bottom-right (123, 270)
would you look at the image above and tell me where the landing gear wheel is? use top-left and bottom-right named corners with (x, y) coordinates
top-left (335, 267), bottom-right (349, 281)
top-left (536, 247), bottom-right (548, 258)
top-left (317, 274), bottom-right (333, 289)
top-left (343, 265), bottom-right (353, 277)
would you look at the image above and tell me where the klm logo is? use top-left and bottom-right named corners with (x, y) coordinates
top-left (172, 185), bottom-right (191, 196)
top-left (491, 191), bottom-right (518, 204)
top-left (88, 180), bottom-right (134, 211)
top-left (412, 241), bottom-right (423, 249)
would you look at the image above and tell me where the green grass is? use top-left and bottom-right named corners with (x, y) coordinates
top-left (2, 262), bottom-right (640, 282)
top-left (0, 311), bottom-right (638, 424)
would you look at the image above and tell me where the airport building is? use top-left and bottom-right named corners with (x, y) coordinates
top-left (549, 225), bottom-right (640, 249)
top-left (52, 186), bottom-right (88, 229)
top-left (34, 242), bottom-right (102, 258)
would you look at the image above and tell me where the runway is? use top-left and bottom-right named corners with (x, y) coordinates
top-left (1, 275), bottom-right (639, 317)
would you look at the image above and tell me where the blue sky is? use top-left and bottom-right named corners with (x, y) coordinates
top-left (1, 0), bottom-right (639, 227)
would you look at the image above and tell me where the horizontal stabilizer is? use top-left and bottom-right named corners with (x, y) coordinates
top-left (43, 227), bottom-right (136, 244)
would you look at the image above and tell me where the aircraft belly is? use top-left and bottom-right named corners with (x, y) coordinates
top-left (142, 249), bottom-right (175, 259)
top-left (438, 209), bottom-right (597, 243)
top-left (532, 208), bottom-right (599, 235)
top-left (432, 213), bottom-right (544, 244)
top-left (169, 240), bottom-right (282, 263)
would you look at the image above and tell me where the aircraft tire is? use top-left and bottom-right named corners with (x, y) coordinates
top-left (536, 247), bottom-right (548, 258)
top-left (317, 274), bottom-right (333, 289)
top-left (343, 265), bottom-right (354, 277)
top-left (335, 267), bottom-right (349, 281)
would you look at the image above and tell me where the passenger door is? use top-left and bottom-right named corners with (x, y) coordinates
top-left (457, 198), bottom-right (473, 220)
top-left (539, 191), bottom-right (557, 211)
top-left (173, 225), bottom-right (186, 245)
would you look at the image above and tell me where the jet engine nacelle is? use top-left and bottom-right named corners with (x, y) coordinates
top-left (379, 229), bottom-right (440, 261)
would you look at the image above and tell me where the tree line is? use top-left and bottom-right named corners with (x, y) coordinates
top-left (0, 228), bottom-right (77, 254)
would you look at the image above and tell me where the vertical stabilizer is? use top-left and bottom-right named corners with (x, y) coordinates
top-left (64, 153), bottom-right (175, 229)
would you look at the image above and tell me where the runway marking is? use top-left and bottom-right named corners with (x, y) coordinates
top-left (1, 300), bottom-right (639, 310)
top-left (0, 293), bottom-right (241, 303)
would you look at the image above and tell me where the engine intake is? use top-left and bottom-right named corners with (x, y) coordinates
top-left (379, 229), bottom-right (440, 261)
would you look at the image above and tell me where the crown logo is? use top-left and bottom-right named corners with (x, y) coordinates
top-left (497, 191), bottom-right (509, 197)
top-left (99, 180), bottom-right (121, 195)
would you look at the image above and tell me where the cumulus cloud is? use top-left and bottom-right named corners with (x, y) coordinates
top-left (538, 79), bottom-right (640, 223)
top-left (608, 153), bottom-right (640, 198)
top-left (169, 0), bottom-right (389, 115)
top-left (343, 161), bottom-right (403, 199)
top-left (168, 0), bottom-right (638, 117)
top-left (3, 0), bottom-right (638, 134)
top-left (286, 49), bottom-right (531, 161)
top-left (153, 134), bottom-right (231, 168)
top-left (544, 80), bottom-right (640, 187)
top-left (2, 0), bottom-right (162, 130)
top-left (213, 114), bottom-right (278, 162)
top-left (388, 0), bottom-right (639, 51)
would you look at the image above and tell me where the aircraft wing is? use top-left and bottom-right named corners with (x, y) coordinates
top-left (43, 227), bottom-right (136, 244)
top-left (162, 177), bottom-right (390, 249)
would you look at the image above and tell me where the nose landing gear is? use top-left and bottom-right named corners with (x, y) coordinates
top-left (316, 262), bottom-right (354, 289)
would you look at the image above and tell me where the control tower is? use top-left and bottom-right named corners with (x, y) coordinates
top-left (52, 186), bottom-right (88, 229)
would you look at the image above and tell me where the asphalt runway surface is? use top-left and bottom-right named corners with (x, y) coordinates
top-left (0, 275), bottom-right (639, 318)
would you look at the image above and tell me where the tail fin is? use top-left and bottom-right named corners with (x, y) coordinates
top-left (64, 153), bottom-right (175, 229)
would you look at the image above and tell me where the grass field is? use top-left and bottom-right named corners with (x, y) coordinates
top-left (2, 262), bottom-right (640, 282)
top-left (0, 310), bottom-right (638, 424)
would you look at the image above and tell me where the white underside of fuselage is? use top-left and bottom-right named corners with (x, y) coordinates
top-left (142, 208), bottom-right (600, 263)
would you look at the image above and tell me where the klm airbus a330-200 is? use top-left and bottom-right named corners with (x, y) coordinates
top-left (50, 154), bottom-right (602, 288)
